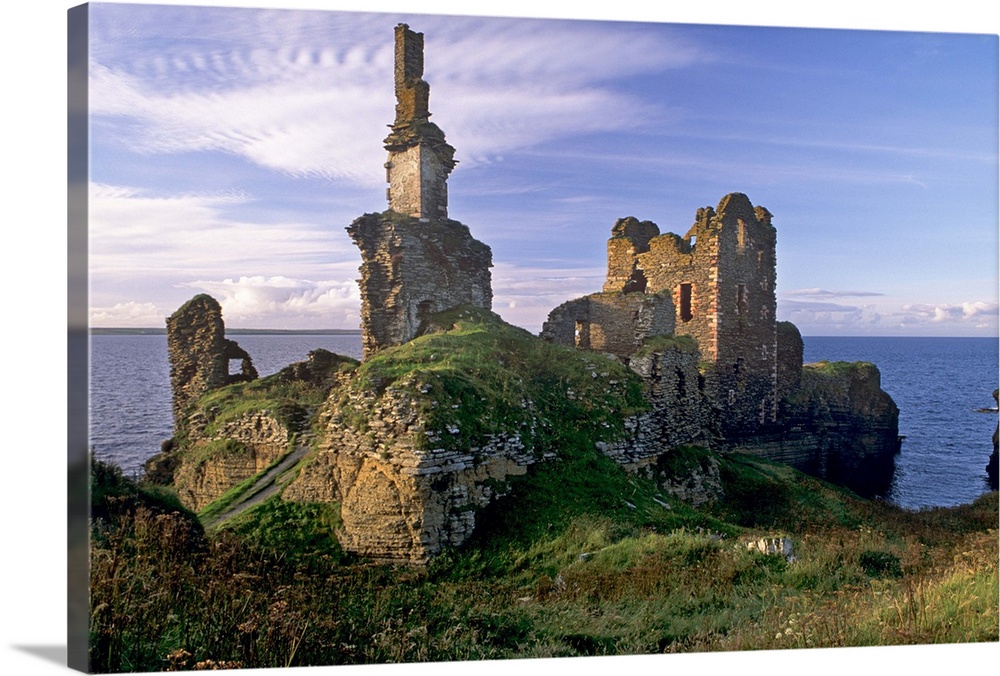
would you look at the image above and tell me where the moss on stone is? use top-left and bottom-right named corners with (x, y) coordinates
top-left (345, 305), bottom-right (648, 454)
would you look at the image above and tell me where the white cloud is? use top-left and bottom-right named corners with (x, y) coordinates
top-left (784, 288), bottom-right (885, 299)
top-left (90, 301), bottom-right (166, 327)
top-left (182, 275), bottom-right (361, 328)
top-left (88, 182), bottom-right (357, 279)
top-left (901, 301), bottom-right (999, 324)
top-left (491, 261), bottom-right (605, 331)
top-left (88, 10), bottom-right (703, 182)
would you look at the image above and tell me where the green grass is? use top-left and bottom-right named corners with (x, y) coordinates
top-left (90, 448), bottom-right (998, 672)
top-left (341, 306), bottom-right (647, 454)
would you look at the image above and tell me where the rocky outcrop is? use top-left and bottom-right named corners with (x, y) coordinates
top-left (153, 343), bottom-right (355, 512)
top-left (166, 294), bottom-right (257, 429)
top-left (728, 361), bottom-right (901, 498)
top-left (279, 308), bottom-right (649, 563)
top-left (599, 338), bottom-right (713, 467)
top-left (172, 411), bottom-right (292, 511)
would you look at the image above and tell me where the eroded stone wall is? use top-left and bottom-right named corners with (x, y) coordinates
top-left (599, 343), bottom-right (712, 468)
top-left (166, 294), bottom-right (257, 429)
top-left (383, 23), bottom-right (455, 220)
top-left (172, 411), bottom-right (292, 511)
top-left (348, 213), bottom-right (492, 359)
top-left (284, 383), bottom-right (543, 563)
top-left (541, 291), bottom-right (675, 359)
top-left (599, 194), bottom-right (778, 437)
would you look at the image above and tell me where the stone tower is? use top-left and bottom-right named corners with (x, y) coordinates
top-left (383, 23), bottom-right (456, 220)
top-left (602, 193), bottom-right (778, 436)
top-left (348, 25), bottom-right (492, 360)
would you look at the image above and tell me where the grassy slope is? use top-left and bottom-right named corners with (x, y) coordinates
top-left (90, 311), bottom-right (999, 671)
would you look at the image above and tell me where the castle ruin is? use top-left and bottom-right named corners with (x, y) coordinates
top-left (544, 195), bottom-right (780, 439)
top-left (155, 24), bottom-right (900, 563)
top-left (347, 24), bottom-right (492, 360)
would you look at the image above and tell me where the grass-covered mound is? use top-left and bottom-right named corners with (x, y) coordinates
top-left (337, 305), bottom-right (648, 454)
top-left (93, 312), bottom-right (996, 670)
top-left (188, 348), bottom-right (358, 441)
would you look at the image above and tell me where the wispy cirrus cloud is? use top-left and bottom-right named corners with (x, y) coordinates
top-left (88, 8), bottom-right (706, 183)
top-left (88, 183), bottom-right (356, 278)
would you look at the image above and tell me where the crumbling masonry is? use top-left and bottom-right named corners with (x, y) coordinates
top-left (157, 24), bottom-right (900, 564)
top-left (545, 195), bottom-right (779, 438)
top-left (347, 24), bottom-right (492, 359)
top-left (165, 294), bottom-right (257, 429)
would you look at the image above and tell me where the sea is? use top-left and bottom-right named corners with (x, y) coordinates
top-left (88, 333), bottom-right (998, 511)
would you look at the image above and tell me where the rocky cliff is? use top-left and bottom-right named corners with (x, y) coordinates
top-left (725, 360), bottom-right (901, 498)
top-left (987, 389), bottom-right (998, 491)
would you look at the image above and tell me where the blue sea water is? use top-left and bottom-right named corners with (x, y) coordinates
top-left (802, 337), bottom-right (997, 509)
top-left (88, 334), bottom-right (998, 510)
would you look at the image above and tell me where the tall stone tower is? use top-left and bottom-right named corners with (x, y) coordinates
top-left (383, 23), bottom-right (456, 221)
top-left (348, 24), bottom-right (492, 360)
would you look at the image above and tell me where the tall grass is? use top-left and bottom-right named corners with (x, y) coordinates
top-left (89, 451), bottom-right (998, 672)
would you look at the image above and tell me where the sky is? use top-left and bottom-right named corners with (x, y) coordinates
top-left (83, 1), bottom-right (999, 336)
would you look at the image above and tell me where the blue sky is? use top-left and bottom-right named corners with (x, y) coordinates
top-left (85, 1), bottom-right (999, 336)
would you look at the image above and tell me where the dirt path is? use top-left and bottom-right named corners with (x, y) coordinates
top-left (203, 443), bottom-right (310, 530)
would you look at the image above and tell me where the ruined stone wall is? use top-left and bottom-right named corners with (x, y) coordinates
top-left (386, 144), bottom-right (452, 221)
top-left (347, 213), bottom-right (492, 359)
top-left (284, 383), bottom-right (544, 563)
top-left (541, 291), bottom-right (675, 359)
top-left (166, 294), bottom-right (257, 429)
top-left (603, 217), bottom-right (661, 293)
top-left (598, 344), bottom-right (712, 467)
top-left (172, 411), bottom-right (292, 511)
top-left (615, 193), bottom-right (778, 436)
top-left (776, 320), bottom-right (804, 400)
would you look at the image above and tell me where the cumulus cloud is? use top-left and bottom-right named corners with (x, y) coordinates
top-left (90, 301), bottom-right (166, 327)
top-left (182, 275), bottom-right (360, 329)
top-left (900, 301), bottom-right (999, 324)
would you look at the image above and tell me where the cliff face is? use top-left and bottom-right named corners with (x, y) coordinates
top-left (987, 389), bottom-right (998, 491)
top-left (727, 361), bottom-right (900, 498)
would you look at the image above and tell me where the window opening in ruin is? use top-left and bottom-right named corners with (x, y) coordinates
top-left (679, 283), bottom-right (693, 322)
top-left (676, 369), bottom-right (686, 398)
top-left (738, 220), bottom-right (746, 249)
top-left (625, 268), bottom-right (648, 294)
top-left (737, 284), bottom-right (747, 326)
top-left (734, 357), bottom-right (744, 376)
top-left (228, 359), bottom-right (243, 376)
top-left (574, 320), bottom-right (590, 349)
top-left (689, 235), bottom-right (697, 249)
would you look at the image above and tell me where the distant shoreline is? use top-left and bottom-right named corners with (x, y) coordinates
top-left (90, 327), bottom-right (363, 336)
